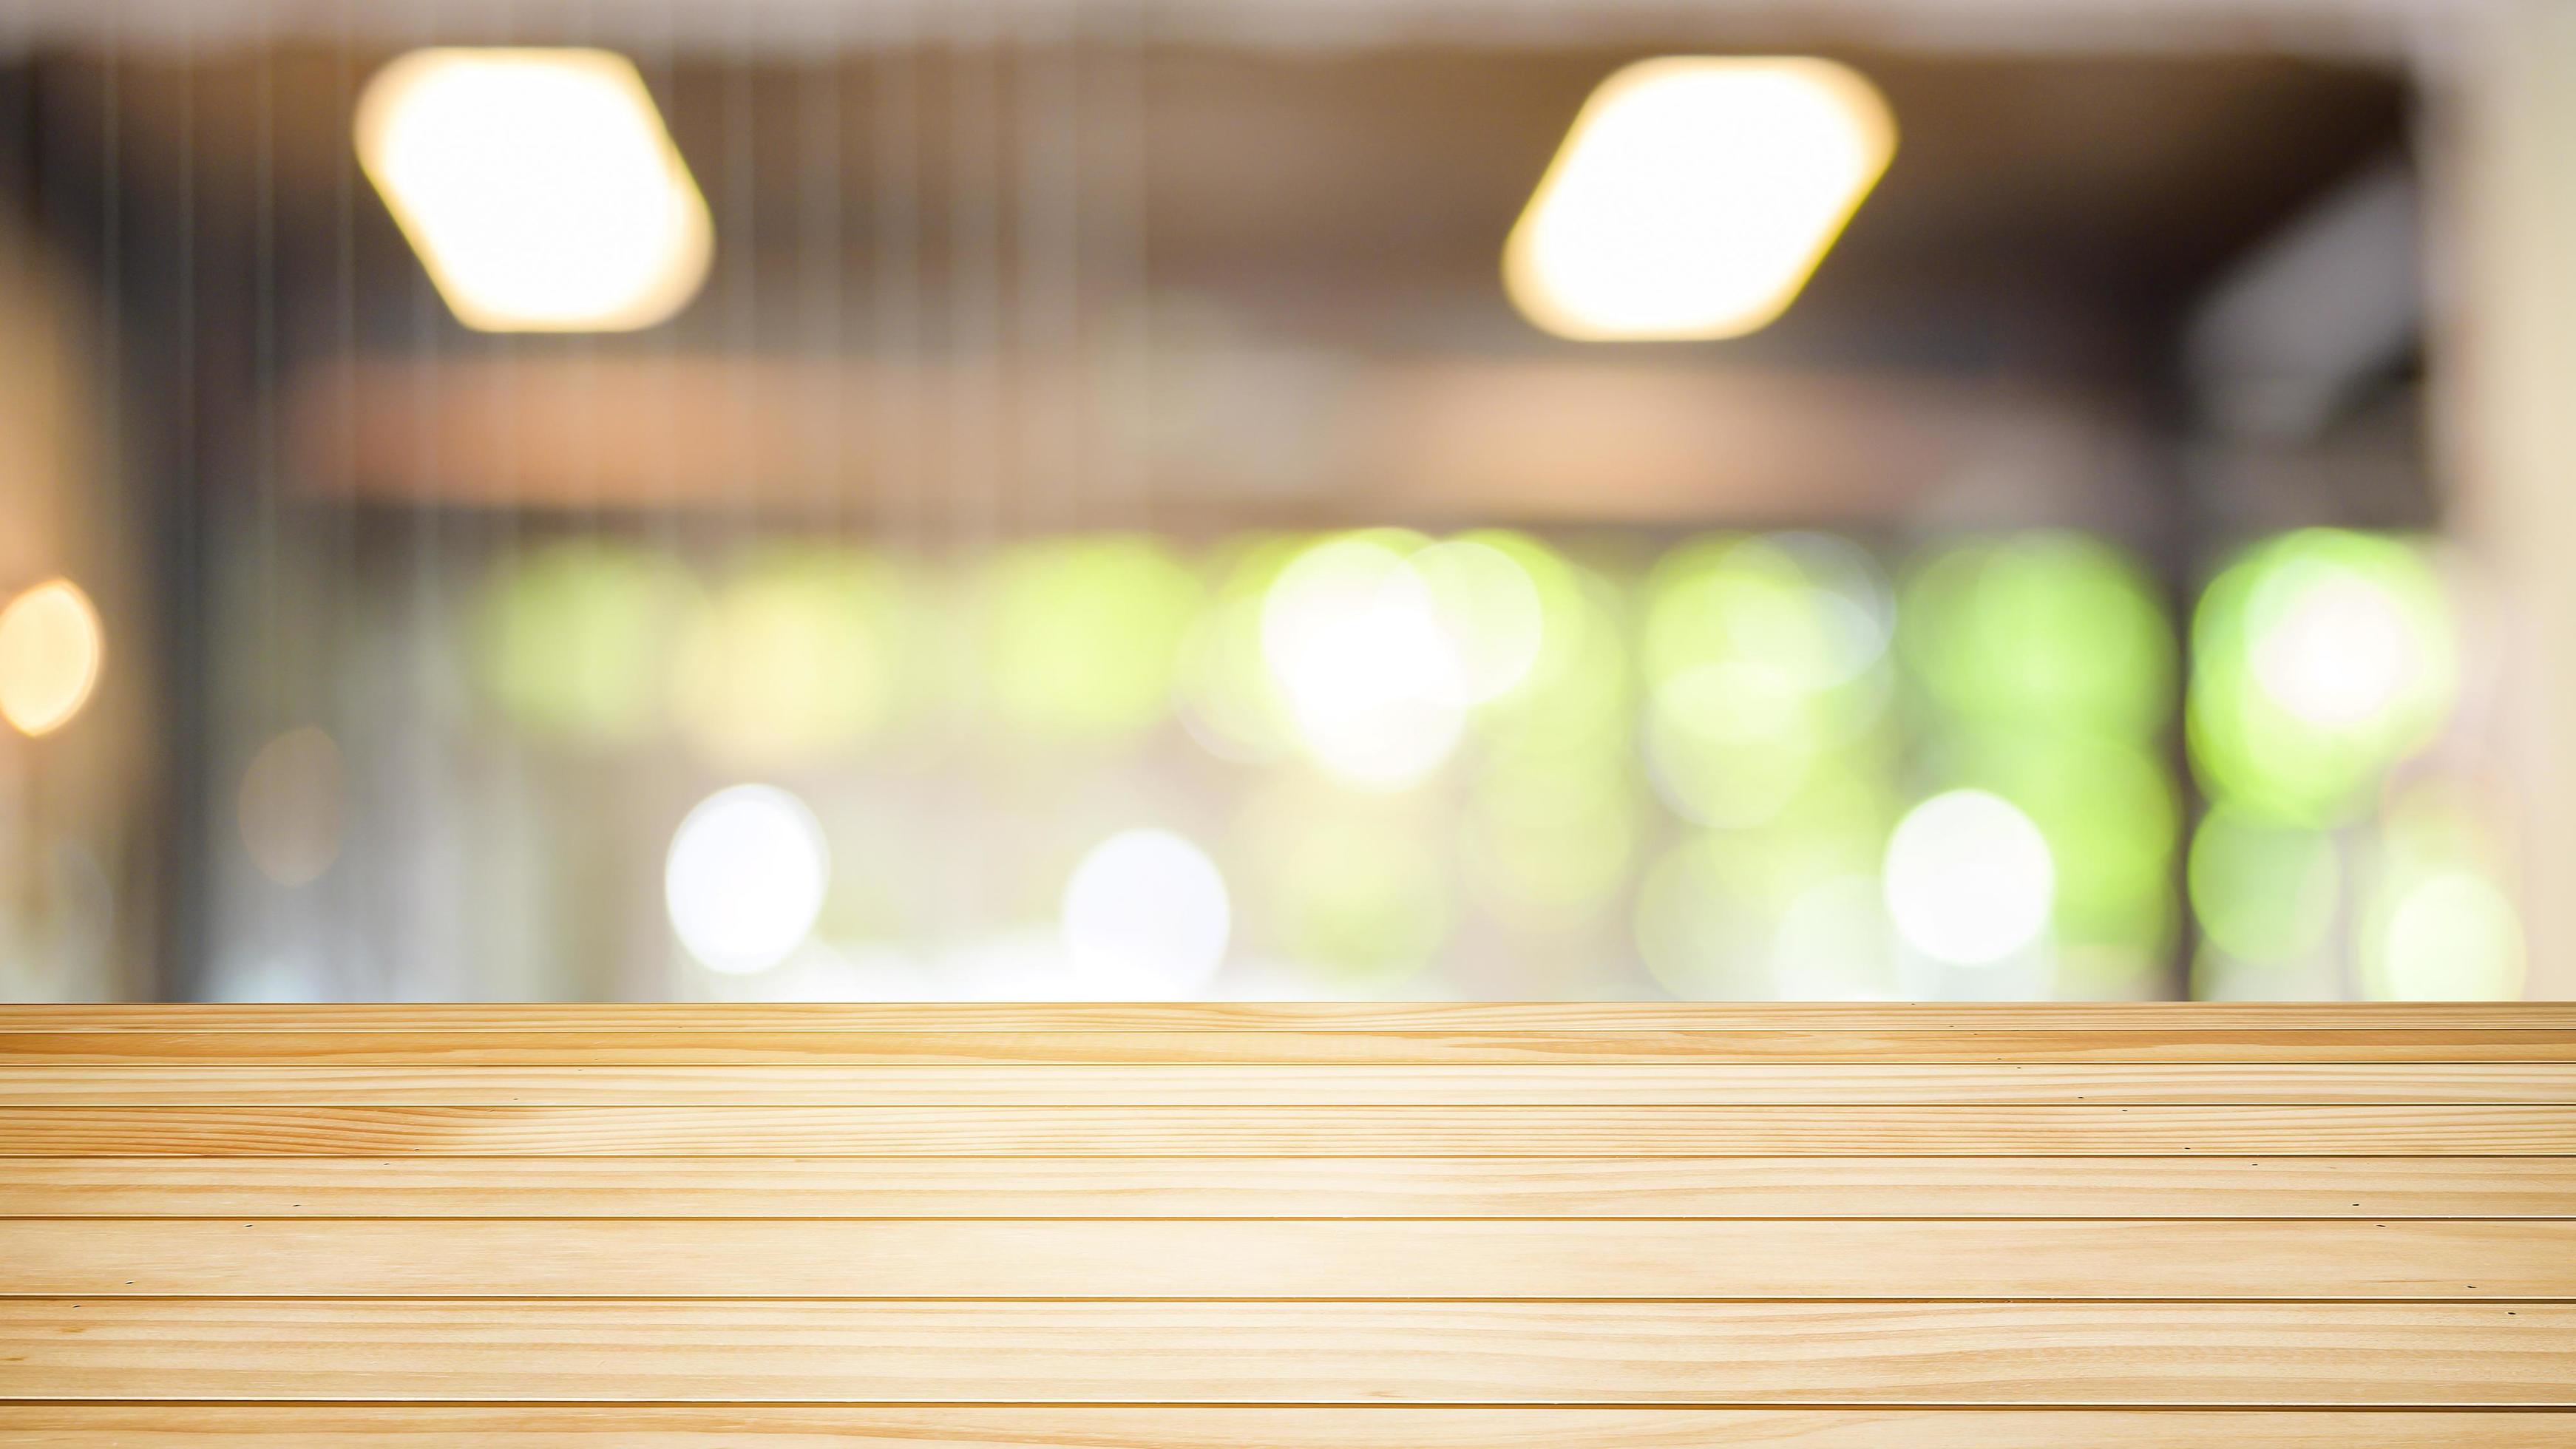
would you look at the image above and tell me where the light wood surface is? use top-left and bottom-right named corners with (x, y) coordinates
top-left (10, 1062), bottom-right (2576, 1103)
top-left (8, 1299), bottom-right (2572, 1403)
top-left (7, 1154), bottom-right (2572, 1217)
top-left (12, 1003), bottom-right (2574, 1028)
top-left (8, 1004), bottom-right (2576, 1064)
top-left (7, 1102), bottom-right (2569, 1154)
top-left (10, 1027), bottom-right (2576, 1063)
top-left (11, 1218), bottom-right (2571, 1298)
top-left (1, 1005), bottom-right (2569, 1442)
top-left (7, 1406), bottom-right (2576, 1448)
top-left (20, 1008), bottom-right (2576, 1029)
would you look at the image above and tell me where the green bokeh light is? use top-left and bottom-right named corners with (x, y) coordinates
top-left (1636, 535), bottom-right (1894, 827)
top-left (467, 522), bottom-right (2500, 1003)
top-left (2358, 781), bottom-right (2524, 1001)
top-left (1641, 534), bottom-right (1891, 693)
top-left (1410, 535), bottom-right (1547, 703)
top-left (1459, 532), bottom-right (1587, 677)
top-left (1477, 545), bottom-right (1631, 764)
top-left (670, 546), bottom-right (912, 768)
top-left (1236, 780), bottom-right (1451, 989)
top-left (981, 534), bottom-right (1203, 744)
top-left (1900, 532), bottom-right (2172, 738)
top-left (2188, 529), bottom-right (2454, 825)
top-left (1641, 663), bottom-right (1820, 828)
top-left (2370, 869), bottom-right (2524, 1001)
top-left (2187, 804), bottom-right (2339, 964)
top-left (1178, 536), bottom-right (1304, 763)
top-left (1460, 750), bottom-right (1641, 932)
top-left (1941, 730), bottom-right (2178, 957)
top-left (1633, 766), bottom-right (1891, 1000)
top-left (475, 538), bottom-right (697, 745)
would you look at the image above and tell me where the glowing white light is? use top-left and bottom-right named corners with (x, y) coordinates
top-left (1261, 539), bottom-right (1468, 789)
top-left (356, 49), bottom-right (713, 331)
top-left (2381, 870), bottom-right (2525, 1000)
top-left (2250, 571), bottom-right (2416, 728)
top-left (1771, 875), bottom-right (1897, 1000)
top-left (1410, 540), bottom-right (1545, 704)
top-left (664, 784), bottom-right (830, 974)
top-left (1883, 790), bottom-right (2055, 966)
top-left (1060, 828), bottom-right (1232, 998)
top-left (1505, 57), bottom-right (1895, 341)
top-left (0, 579), bottom-right (104, 737)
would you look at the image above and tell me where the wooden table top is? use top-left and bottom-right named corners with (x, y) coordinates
top-left (2, 1002), bottom-right (2570, 1446)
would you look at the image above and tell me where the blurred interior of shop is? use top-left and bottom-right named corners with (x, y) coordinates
top-left (3, 0), bottom-right (2568, 1003)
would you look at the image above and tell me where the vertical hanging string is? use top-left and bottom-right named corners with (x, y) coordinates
top-left (952, 0), bottom-right (1000, 550)
top-left (251, 1), bottom-right (282, 968)
top-left (1123, 0), bottom-right (1150, 530)
top-left (874, 0), bottom-right (921, 563)
top-left (1087, 0), bottom-right (1148, 520)
top-left (1017, 1), bottom-right (1079, 534)
top-left (644, 1), bottom-right (679, 567)
top-left (559, 0), bottom-right (588, 549)
top-left (726, 4), bottom-right (757, 560)
top-left (499, 0), bottom-right (532, 1001)
top-left (173, 3), bottom-right (198, 996)
top-left (407, 0), bottom-right (444, 1000)
top-left (98, 16), bottom-right (117, 587)
top-left (801, 8), bottom-right (844, 535)
top-left (831, 19), bottom-right (854, 549)
top-left (10, 19), bottom-right (38, 994)
top-left (643, 0), bottom-right (683, 1002)
top-left (332, 0), bottom-right (358, 990)
top-left (97, 5), bottom-right (120, 996)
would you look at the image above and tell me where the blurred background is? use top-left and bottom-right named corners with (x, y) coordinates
top-left (1, 0), bottom-right (2566, 1004)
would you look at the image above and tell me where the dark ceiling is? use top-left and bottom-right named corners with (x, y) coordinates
top-left (0, 38), bottom-right (2415, 535)
top-left (15, 41), bottom-right (2407, 381)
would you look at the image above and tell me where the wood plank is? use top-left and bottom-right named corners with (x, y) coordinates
top-left (7, 1218), bottom-right (2569, 1299)
top-left (10, 1004), bottom-right (2573, 1031)
top-left (6, 1028), bottom-right (2573, 1065)
top-left (4, 1300), bottom-right (2567, 1404)
top-left (8, 1062), bottom-right (2574, 1104)
top-left (5, 1405), bottom-right (2575, 1448)
top-left (4, 1104), bottom-right (2569, 1156)
top-left (8, 1156), bottom-right (2573, 1218)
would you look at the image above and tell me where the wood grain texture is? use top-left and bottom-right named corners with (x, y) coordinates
top-left (7, 1004), bottom-right (2570, 1431)
top-left (10, 1004), bottom-right (2573, 1029)
top-left (8, 1027), bottom-right (2574, 1064)
top-left (5, 1217), bottom-right (2569, 1299)
top-left (6, 1300), bottom-right (2571, 1405)
top-left (11, 1155), bottom-right (2569, 1218)
top-left (4, 1406), bottom-right (2574, 1447)
top-left (4, 1103), bottom-right (2568, 1155)
top-left (9, 1062), bottom-right (2575, 1104)
top-left (7, 1005), bottom-right (2575, 1069)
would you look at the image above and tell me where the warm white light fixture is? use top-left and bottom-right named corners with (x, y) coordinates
top-left (1505, 57), bottom-right (1895, 342)
top-left (0, 579), bottom-right (104, 737)
top-left (356, 48), bottom-right (713, 332)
